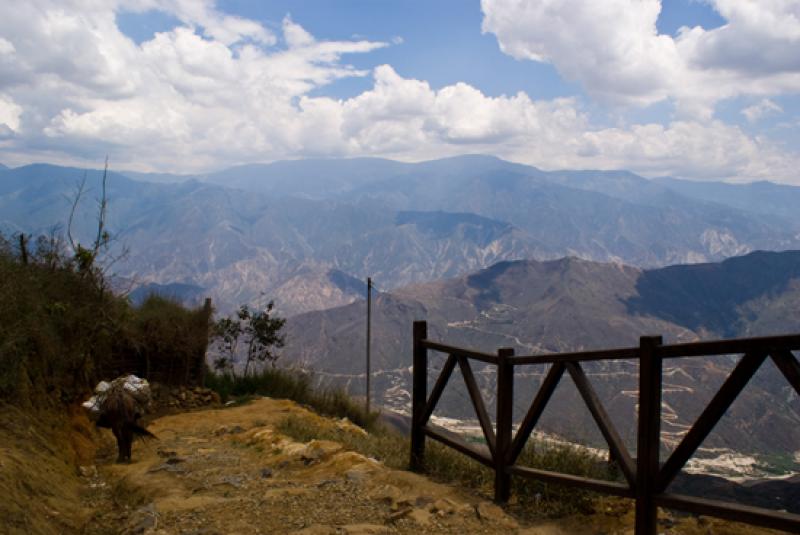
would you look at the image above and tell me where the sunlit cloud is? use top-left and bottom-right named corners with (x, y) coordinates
top-left (0, 0), bottom-right (798, 184)
top-left (481, 0), bottom-right (800, 119)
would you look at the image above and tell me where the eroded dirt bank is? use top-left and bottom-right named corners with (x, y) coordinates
top-left (0, 400), bottom-right (100, 534)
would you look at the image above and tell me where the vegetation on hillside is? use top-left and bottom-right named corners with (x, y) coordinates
top-left (0, 231), bottom-right (211, 408)
top-left (205, 304), bottom-right (382, 429)
top-left (204, 303), bottom-right (380, 426)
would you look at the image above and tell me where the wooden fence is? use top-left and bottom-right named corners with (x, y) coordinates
top-left (409, 320), bottom-right (800, 534)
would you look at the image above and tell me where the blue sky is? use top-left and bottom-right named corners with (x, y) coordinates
top-left (117, 1), bottom-right (728, 102)
top-left (117, 1), bottom-right (581, 101)
top-left (1, 1), bottom-right (799, 183)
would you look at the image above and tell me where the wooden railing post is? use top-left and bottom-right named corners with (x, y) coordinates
top-left (406, 326), bottom-right (800, 533)
top-left (410, 321), bottom-right (428, 471)
top-left (635, 335), bottom-right (663, 535)
top-left (495, 347), bottom-right (514, 503)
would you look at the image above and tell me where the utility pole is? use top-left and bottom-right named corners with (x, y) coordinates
top-left (366, 277), bottom-right (372, 414)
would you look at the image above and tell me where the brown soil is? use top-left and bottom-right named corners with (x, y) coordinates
top-left (79, 398), bottom-right (535, 534)
top-left (0, 397), bottom-right (793, 534)
top-left (0, 401), bottom-right (99, 534)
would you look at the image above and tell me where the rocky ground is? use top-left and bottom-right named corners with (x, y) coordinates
top-left (1, 395), bottom-right (792, 535)
top-left (79, 398), bottom-right (547, 535)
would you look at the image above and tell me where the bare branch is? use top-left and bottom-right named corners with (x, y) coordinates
top-left (67, 172), bottom-right (88, 253)
top-left (93, 156), bottom-right (109, 256)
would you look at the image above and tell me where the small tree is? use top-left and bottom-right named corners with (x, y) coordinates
top-left (211, 302), bottom-right (286, 376)
top-left (66, 158), bottom-right (129, 293)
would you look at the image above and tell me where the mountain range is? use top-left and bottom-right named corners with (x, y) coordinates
top-left (282, 251), bottom-right (800, 461)
top-left (2, 155), bottom-right (799, 470)
top-left (2, 155), bottom-right (800, 315)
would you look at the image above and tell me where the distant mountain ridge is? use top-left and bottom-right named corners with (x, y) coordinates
top-left (628, 250), bottom-right (800, 336)
top-left (282, 250), bottom-right (800, 458)
top-left (4, 158), bottom-right (799, 463)
top-left (655, 176), bottom-right (800, 228)
top-left (0, 162), bottom-right (541, 314)
top-left (3, 156), bottom-right (800, 315)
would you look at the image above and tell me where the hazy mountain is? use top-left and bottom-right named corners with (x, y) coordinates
top-left (282, 251), bottom-right (800, 457)
top-left (4, 157), bottom-right (800, 315)
top-left (348, 165), bottom-right (799, 266)
top-left (0, 163), bottom-right (154, 237)
top-left (119, 170), bottom-right (195, 184)
top-left (539, 168), bottom-right (667, 204)
top-left (193, 155), bottom-right (800, 266)
top-left (655, 176), bottom-right (800, 228)
top-left (0, 163), bottom-right (544, 315)
top-left (196, 156), bottom-right (800, 235)
top-left (201, 157), bottom-right (414, 199)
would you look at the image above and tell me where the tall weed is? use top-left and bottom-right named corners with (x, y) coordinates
top-left (205, 367), bottom-right (378, 430)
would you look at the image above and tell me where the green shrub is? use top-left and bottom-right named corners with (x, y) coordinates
top-left (0, 238), bottom-right (115, 404)
top-left (114, 294), bottom-right (211, 385)
top-left (0, 231), bottom-right (211, 407)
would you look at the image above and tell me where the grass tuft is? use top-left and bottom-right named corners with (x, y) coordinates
top-left (276, 411), bottom-right (615, 519)
top-left (205, 368), bottom-right (379, 430)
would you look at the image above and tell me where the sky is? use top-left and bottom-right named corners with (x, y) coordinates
top-left (1, 0), bottom-right (800, 184)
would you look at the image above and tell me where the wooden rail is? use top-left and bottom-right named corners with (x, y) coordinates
top-left (409, 321), bottom-right (800, 535)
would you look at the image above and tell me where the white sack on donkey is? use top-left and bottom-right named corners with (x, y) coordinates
top-left (83, 375), bottom-right (157, 462)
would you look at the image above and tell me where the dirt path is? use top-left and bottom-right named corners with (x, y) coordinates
top-left (72, 398), bottom-right (785, 535)
top-left (77, 398), bottom-right (584, 535)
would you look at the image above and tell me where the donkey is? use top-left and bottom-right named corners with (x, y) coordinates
top-left (90, 378), bottom-right (156, 462)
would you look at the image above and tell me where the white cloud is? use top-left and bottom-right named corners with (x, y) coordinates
top-left (686, 0), bottom-right (800, 74)
top-left (481, 0), bottom-right (679, 106)
top-left (0, 1), bottom-right (798, 184)
top-left (575, 120), bottom-right (798, 181)
top-left (0, 1), bottom-right (387, 169)
top-left (0, 37), bottom-right (14, 55)
top-left (282, 16), bottom-right (314, 48)
top-left (321, 66), bottom-right (800, 183)
top-left (122, 0), bottom-right (276, 46)
top-left (0, 94), bottom-right (22, 139)
top-left (742, 98), bottom-right (783, 122)
top-left (480, 0), bottom-right (800, 117)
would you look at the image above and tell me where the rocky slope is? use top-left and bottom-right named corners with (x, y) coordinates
top-left (282, 252), bottom-right (800, 459)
